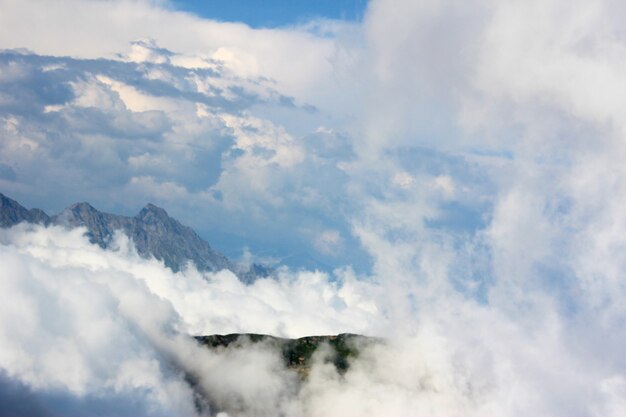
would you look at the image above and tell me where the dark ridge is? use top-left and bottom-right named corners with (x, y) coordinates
top-left (0, 193), bottom-right (50, 227)
top-left (195, 333), bottom-right (379, 377)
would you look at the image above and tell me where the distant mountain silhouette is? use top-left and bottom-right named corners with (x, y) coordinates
top-left (0, 192), bottom-right (269, 283)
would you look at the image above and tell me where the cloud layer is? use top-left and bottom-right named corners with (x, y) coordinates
top-left (1, 0), bottom-right (626, 415)
top-left (0, 221), bottom-right (624, 417)
top-left (0, 41), bottom-right (364, 270)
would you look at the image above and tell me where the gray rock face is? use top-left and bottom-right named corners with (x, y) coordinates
top-left (0, 194), bottom-right (50, 227)
top-left (52, 202), bottom-right (124, 247)
top-left (0, 192), bottom-right (268, 283)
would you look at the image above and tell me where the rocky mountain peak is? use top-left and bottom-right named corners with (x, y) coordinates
top-left (53, 202), bottom-right (118, 247)
top-left (138, 203), bottom-right (169, 220)
top-left (61, 202), bottom-right (100, 220)
top-left (0, 192), bottom-right (270, 283)
top-left (0, 193), bottom-right (50, 227)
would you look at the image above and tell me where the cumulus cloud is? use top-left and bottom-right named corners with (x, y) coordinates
top-left (0, 43), bottom-right (363, 270)
top-left (0, 0), bottom-right (351, 108)
top-left (0, 226), bottom-right (201, 416)
top-left (0, 224), bottom-right (377, 416)
top-left (0, 220), bottom-right (625, 416)
top-left (1, 0), bottom-right (626, 415)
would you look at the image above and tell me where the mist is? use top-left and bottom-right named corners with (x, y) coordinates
top-left (1, 0), bottom-right (626, 415)
top-left (0, 222), bottom-right (623, 416)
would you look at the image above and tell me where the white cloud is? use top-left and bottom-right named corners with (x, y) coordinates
top-left (0, 41), bottom-right (362, 268)
top-left (1, 0), bottom-right (626, 415)
top-left (0, 0), bottom-right (347, 108)
top-left (0, 226), bottom-right (202, 416)
top-left (0, 224), bottom-right (380, 415)
top-left (1, 224), bottom-right (625, 416)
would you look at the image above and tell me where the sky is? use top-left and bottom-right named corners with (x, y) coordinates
top-left (1, 0), bottom-right (626, 416)
top-left (169, 0), bottom-right (368, 28)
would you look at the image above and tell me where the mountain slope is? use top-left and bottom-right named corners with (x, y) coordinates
top-left (195, 333), bottom-right (377, 378)
top-left (0, 192), bottom-right (267, 282)
top-left (0, 193), bottom-right (50, 227)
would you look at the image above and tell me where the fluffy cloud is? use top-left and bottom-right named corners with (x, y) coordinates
top-left (0, 222), bottom-right (624, 416)
top-left (0, 224), bottom-right (379, 416)
top-left (0, 43), bottom-right (362, 270)
top-left (0, 0), bottom-right (352, 109)
top-left (1, 0), bottom-right (626, 415)
top-left (0, 227), bottom-right (202, 416)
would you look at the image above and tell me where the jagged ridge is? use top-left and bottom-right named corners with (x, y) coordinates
top-left (0, 192), bottom-right (269, 283)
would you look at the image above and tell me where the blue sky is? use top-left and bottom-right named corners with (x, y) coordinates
top-left (170, 0), bottom-right (368, 27)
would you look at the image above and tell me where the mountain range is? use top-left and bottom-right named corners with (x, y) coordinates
top-left (0, 192), bottom-right (270, 283)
